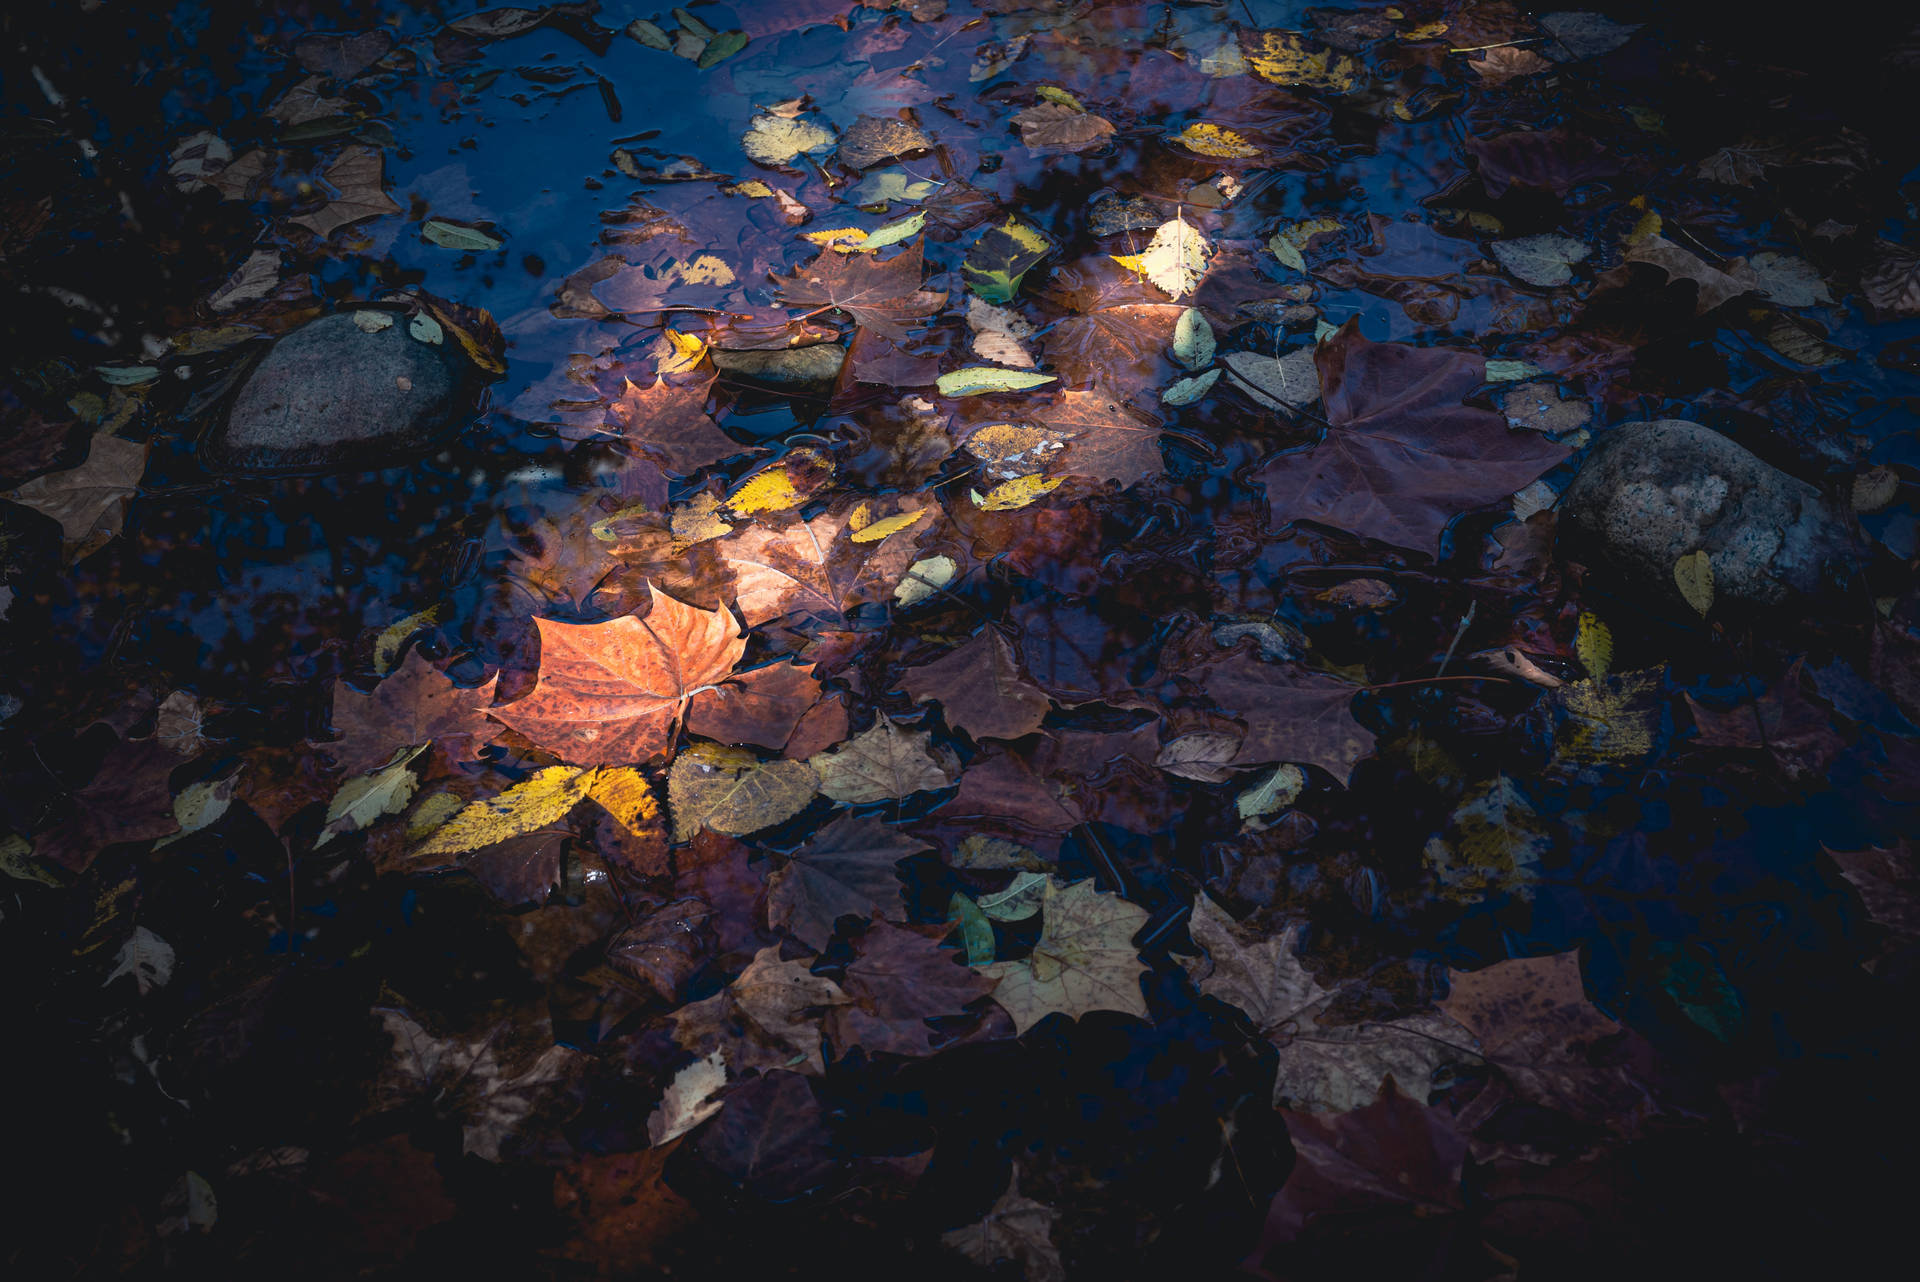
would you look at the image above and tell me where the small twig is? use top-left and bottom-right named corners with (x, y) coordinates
top-left (1449, 39), bottom-right (1541, 53)
top-left (1436, 601), bottom-right (1476, 677)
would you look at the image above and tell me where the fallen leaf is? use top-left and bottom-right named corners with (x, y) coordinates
top-left (1221, 348), bottom-right (1320, 412)
top-left (412, 765), bottom-right (593, 858)
top-left (1172, 307), bottom-right (1215, 370)
top-left (289, 145), bottom-right (401, 238)
top-left (982, 878), bottom-right (1150, 1035)
top-left (836, 115), bottom-right (933, 169)
top-left (900, 630), bottom-right (1052, 742)
top-left (1012, 101), bottom-right (1115, 155)
top-left (772, 239), bottom-right (946, 342)
top-left (742, 112), bottom-right (836, 166)
top-left (1041, 385), bottom-right (1167, 488)
top-left (824, 921), bottom-right (996, 1056)
top-left (4, 432), bottom-right (147, 560)
top-left (1174, 122), bottom-right (1261, 158)
top-left (1181, 895), bottom-right (1470, 1111)
top-left (1192, 653), bottom-right (1375, 783)
top-left (768, 812), bottom-right (925, 949)
top-left (1490, 233), bottom-right (1590, 287)
top-left (1254, 320), bottom-right (1570, 554)
top-left (668, 742), bottom-right (818, 841)
top-left (809, 719), bottom-right (955, 804)
top-left (936, 366), bottom-right (1056, 397)
top-left (1601, 235), bottom-right (1760, 315)
top-left (1673, 550), bottom-right (1714, 616)
top-left (647, 1049), bottom-right (728, 1145)
top-left (1500, 381), bottom-right (1590, 433)
top-left (490, 585), bottom-right (746, 766)
top-left (326, 649), bottom-right (501, 777)
top-left (1242, 30), bottom-right (1359, 92)
top-left (942, 1171), bottom-right (1064, 1282)
top-left (964, 217), bottom-right (1055, 304)
top-left (607, 375), bottom-right (744, 475)
top-left (104, 926), bottom-right (176, 995)
top-left (317, 745), bottom-right (425, 847)
top-left (719, 501), bottom-right (931, 626)
top-left (1112, 216), bottom-right (1212, 300)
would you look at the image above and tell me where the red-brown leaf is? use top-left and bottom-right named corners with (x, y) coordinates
top-left (899, 629), bottom-right (1052, 743)
top-left (771, 239), bottom-right (947, 342)
top-left (607, 375), bottom-right (747, 476)
top-left (326, 649), bottom-right (501, 776)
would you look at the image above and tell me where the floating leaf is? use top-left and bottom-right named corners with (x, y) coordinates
top-left (318, 745), bottom-right (426, 847)
top-left (1268, 218), bottom-right (1342, 272)
top-left (1575, 611), bottom-right (1613, 678)
top-left (668, 742), bottom-right (818, 841)
top-left (413, 765), bottom-right (593, 859)
top-left (937, 367), bottom-right (1056, 397)
top-left (1111, 216), bottom-right (1212, 299)
top-left (1161, 368), bottom-right (1220, 407)
top-left (972, 474), bottom-right (1061, 510)
top-left (809, 719), bottom-right (954, 805)
top-left (949, 893), bottom-right (996, 966)
top-left (965, 218), bottom-right (1055, 303)
top-left (1011, 102), bottom-right (1115, 156)
top-left (1490, 233), bottom-right (1590, 287)
top-left (895, 554), bottom-right (957, 606)
top-left (1173, 122), bottom-right (1260, 158)
top-left (981, 878), bottom-right (1150, 1035)
top-left (742, 113), bottom-right (836, 166)
top-left (648, 1049), bottom-right (728, 1145)
top-left (1242, 31), bottom-right (1358, 92)
top-left (422, 218), bottom-right (504, 251)
top-left (1673, 550), bottom-right (1714, 617)
top-left (1172, 307), bottom-right (1215, 370)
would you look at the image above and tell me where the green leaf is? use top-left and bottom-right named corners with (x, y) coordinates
top-left (1485, 359), bottom-right (1544, 381)
top-left (1161, 368), bottom-right (1220, 407)
top-left (964, 217), bottom-right (1054, 303)
top-left (421, 218), bottom-right (504, 251)
top-left (978, 870), bottom-right (1049, 921)
top-left (949, 892), bottom-right (996, 965)
top-left (1172, 307), bottom-right (1215, 370)
top-left (936, 366), bottom-right (1056, 397)
top-left (696, 30), bottom-right (748, 69)
top-left (860, 211), bottom-right (925, 252)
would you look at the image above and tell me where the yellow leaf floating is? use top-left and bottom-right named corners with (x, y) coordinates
top-left (850, 508), bottom-right (928, 544)
top-left (657, 328), bottom-right (706, 374)
top-left (725, 468), bottom-right (800, 515)
top-left (1268, 217), bottom-right (1343, 272)
top-left (1174, 122), bottom-right (1261, 158)
top-left (1574, 611), bottom-right (1613, 679)
top-left (672, 492), bottom-right (732, 543)
top-left (1673, 550), bottom-right (1714, 617)
top-left (801, 227), bottom-right (869, 249)
top-left (971, 474), bottom-right (1061, 511)
top-left (585, 766), bottom-right (663, 838)
top-left (1035, 85), bottom-right (1085, 111)
top-left (413, 765), bottom-right (594, 859)
top-left (1242, 31), bottom-right (1359, 93)
top-left (1111, 216), bottom-right (1213, 299)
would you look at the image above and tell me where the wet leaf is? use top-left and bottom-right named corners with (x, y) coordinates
top-left (772, 239), bottom-right (946, 341)
top-left (289, 145), bottom-right (400, 238)
top-left (824, 921), bottom-right (996, 1056)
top-left (949, 893), bottom-right (995, 966)
top-left (742, 112), bottom-right (836, 166)
top-left (1575, 611), bottom-right (1613, 678)
top-left (1254, 321), bottom-right (1570, 554)
top-left (809, 719), bottom-right (954, 805)
top-left (422, 218), bottom-right (503, 251)
top-left (1673, 550), bottom-right (1714, 617)
top-left (1192, 653), bottom-right (1375, 784)
top-left (1011, 101), bottom-right (1115, 156)
top-left (1490, 233), bottom-right (1590, 287)
top-left (1748, 252), bottom-right (1833, 307)
top-left (900, 629), bottom-right (1052, 742)
top-left (768, 813), bottom-right (925, 949)
top-left (668, 742), bottom-right (817, 841)
top-left (1172, 307), bottom-right (1215, 370)
top-left (1173, 122), bottom-right (1261, 158)
top-left (1111, 216), bottom-right (1212, 300)
top-left (413, 765), bottom-right (592, 858)
top-left (981, 878), bottom-right (1150, 1035)
top-left (490, 585), bottom-right (746, 767)
top-left (964, 217), bottom-right (1055, 304)
top-left (937, 366), bottom-right (1056, 397)
top-left (104, 926), bottom-right (176, 995)
top-left (648, 1050), bottom-right (728, 1145)
top-left (1242, 31), bottom-right (1358, 92)
top-left (942, 1171), bottom-right (1064, 1282)
top-left (1221, 348), bottom-right (1319, 411)
top-left (835, 115), bottom-right (933, 170)
top-left (607, 375), bottom-right (744, 476)
top-left (1161, 368), bottom-right (1219, 407)
top-left (977, 870), bottom-right (1048, 922)
top-left (327, 649), bottom-right (501, 776)
top-left (1268, 218), bottom-right (1343, 272)
top-left (318, 745), bottom-right (426, 847)
top-left (4, 432), bottom-right (147, 560)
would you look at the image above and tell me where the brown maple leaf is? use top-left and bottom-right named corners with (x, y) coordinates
top-left (681, 659), bottom-right (823, 752)
top-left (1040, 302), bottom-right (1185, 385)
top-left (899, 629), bottom-right (1052, 742)
top-left (717, 500), bottom-right (932, 626)
top-left (606, 374), bottom-right (747, 476)
top-left (1043, 385), bottom-right (1168, 488)
top-left (1596, 234), bottom-right (1761, 315)
top-left (289, 145), bottom-right (401, 238)
top-left (4, 432), bottom-right (148, 560)
top-left (1194, 652), bottom-right (1375, 784)
top-left (835, 115), bottom-right (934, 169)
top-left (673, 944), bottom-right (851, 1076)
top-left (943, 753), bottom-right (1083, 833)
top-left (767, 813), bottom-right (926, 950)
top-left (490, 585), bottom-right (746, 766)
top-left (326, 649), bottom-right (501, 776)
top-left (1254, 321), bottom-right (1570, 555)
top-left (824, 921), bottom-right (997, 1057)
top-left (771, 239), bottom-right (947, 341)
top-left (34, 735), bottom-right (182, 871)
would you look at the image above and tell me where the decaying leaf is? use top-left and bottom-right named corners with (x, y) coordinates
top-left (742, 112), bottom-right (836, 166)
top-left (981, 878), bottom-right (1150, 1035)
top-left (768, 813), bottom-right (925, 949)
top-left (900, 630), bottom-right (1052, 742)
top-left (4, 433), bottom-right (148, 560)
top-left (942, 1171), bottom-right (1064, 1282)
top-left (1111, 216), bottom-right (1212, 300)
top-left (647, 1050), bottom-right (728, 1145)
top-left (809, 719), bottom-right (954, 804)
top-left (1011, 101), bottom-right (1115, 156)
top-left (668, 742), bottom-right (818, 841)
top-left (413, 765), bottom-right (593, 859)
top-left (772, 239), bottom-right (947, 341)
top-left (289, 145), bottom-right (401, 238)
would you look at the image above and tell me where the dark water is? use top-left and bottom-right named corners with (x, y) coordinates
top-left (4, 1), bottom-right (1919, 1277)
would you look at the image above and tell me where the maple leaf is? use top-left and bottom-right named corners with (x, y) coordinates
top-left (1596, 234), bottom-right (1761, 315)
top-left (35, 734), bottom-right (182, 871)
top-left (693, 1070), bottom-right (837, 1200)
top-left (899, 630), bottom-right (1052, 742)
top-left (771, 238), bottom-right (947, 341)
top-left (1182, 896), bottom-right (1472, 1112)
top-left (1254, 1083), bottom-right (1467, 1257)
top-left (673, 944), bottom-right (851, 1075)
top-left (289, 145), bottom-right (401, 238)
top-left (942, 1171), bottom-right (1065, 1282)
top-left (1192, 652), bottom-right (1375, 784)
top-left (944, 753), bottom-right (1083, 833)
top-left (718, 500), bottom-right (932, 626)
top-left (1439, 950), bottom-right (1656, 1129)
top-left (1042, 385), bottom-right (1168, 488)
top-left (682, 660), bottom-right (823, 752)
top-left (1254, 321), bottom-right (1570, 555)
top-left (374, 1008), bottom-right (578, 1162)
top-left (325, 649), bottom-right (501, 776)
top-left (982, 878), bottom-right (1150, 1035)
top-left (1040, 301), bottom-right (1185, 386)
top-left (767, 813), bottom-right (926, 950)
top-left (606, 374), bottom-right (746, 475)
top-left (3, 432), bottom-right (147, 561)
top-left (809, 718), bottom-right (955, 804)
top-left (824, 921), bottom-right (997, 1057)
top-left (1684, 660), bottom-right (1847, 783)
top-left (490, 585), bottom-right (745, 766)
top-left (1824, 841), bottom-right (1919, 971)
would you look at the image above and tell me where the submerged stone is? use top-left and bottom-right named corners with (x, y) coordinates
top-left (203, 308), bottom-right (474, 474)
top-left (1557, 419), bottom-right (1862, 613)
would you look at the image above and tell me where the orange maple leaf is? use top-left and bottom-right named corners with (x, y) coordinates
top-left (491, 585), bottom-right (747, 766)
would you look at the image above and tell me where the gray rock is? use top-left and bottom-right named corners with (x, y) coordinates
top-left (1558, 419), bottom-right (1861, 611)
top-left (203, 309), bottom-right (474, 473)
